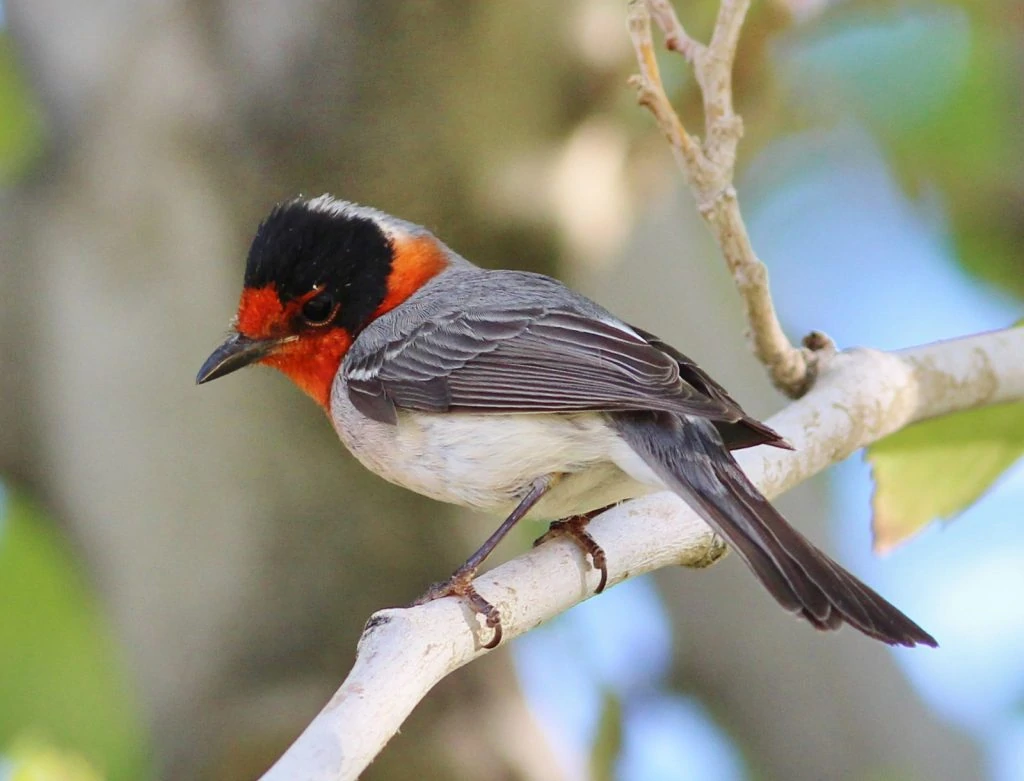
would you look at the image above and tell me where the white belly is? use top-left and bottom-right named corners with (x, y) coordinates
top-left (329, 376), bottom-right (657, 519)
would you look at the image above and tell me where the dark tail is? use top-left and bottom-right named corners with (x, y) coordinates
top-left (613, 411), bottom-right (937, 648)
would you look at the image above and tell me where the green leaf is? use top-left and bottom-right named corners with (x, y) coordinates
top-left (0, 494), bottom-right (151, 781)
top-left (0, 34), bottom-right (44, 183)
top-left (589, 689), bottom-right (623, 781)
top-left (867, 401), bottom-right (1024, 552)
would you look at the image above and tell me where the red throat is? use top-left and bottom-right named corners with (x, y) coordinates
top-left (236, 285), bottom-right (351, 409)
top-left (263, 329), bottom-right (352, 408)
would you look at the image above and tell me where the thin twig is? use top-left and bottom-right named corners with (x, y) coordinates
top-left (627, 0), bottom-right (825, 397)
top-left (646, 0), bottom-right (705, 62)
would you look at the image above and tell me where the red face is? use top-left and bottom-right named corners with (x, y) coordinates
top-left (234, 284), bottom-right (354, 408)
top-left (199, 231), bottom-right (449, 410)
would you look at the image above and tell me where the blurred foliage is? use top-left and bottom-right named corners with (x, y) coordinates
top-left (4, 736), bottom-right (104, 781)
top-left (0, 494), bottom-right (151, 781)
top-left (590, 690), bottom-right (623, 781)
top-left (767, 2), bottom-right (1023, 298)
top-left (0, 33), bottom-right (43, 183)
top-left (774, 6), bottom-right (971, 133)
top-left (627, 1), bottom-right (1022, 298)
top-left (867, 400), bottom-right (1024, 551)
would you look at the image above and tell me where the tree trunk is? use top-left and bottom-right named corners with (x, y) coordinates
top-left (1, 1), bottom-right (580, 777)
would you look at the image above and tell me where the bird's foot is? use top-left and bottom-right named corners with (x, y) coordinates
top-left (534, 512), bottom-right (609, 593)
top-left (411, 568), bottom-right (503, 649)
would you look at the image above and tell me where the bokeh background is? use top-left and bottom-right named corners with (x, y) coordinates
top-left (1, 1), bottom-right (1021, 779)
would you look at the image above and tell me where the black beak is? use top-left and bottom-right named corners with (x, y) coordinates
top-left (196, 332), bottom-right (291, 384)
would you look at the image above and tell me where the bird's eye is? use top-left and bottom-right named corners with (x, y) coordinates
top-left (301, 294), bottom-right (339, 327)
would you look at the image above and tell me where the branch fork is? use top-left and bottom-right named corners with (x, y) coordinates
top-left (628, 0), bottom-right (825, 397)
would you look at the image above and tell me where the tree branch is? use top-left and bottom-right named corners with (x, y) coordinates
top-left (627, 0), bottom-right (821, 397)
top-left (258, 326), bottom-right (1024, 781)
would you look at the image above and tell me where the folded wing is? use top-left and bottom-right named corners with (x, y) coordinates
top-left (346, 306), bottom-right (744, 425)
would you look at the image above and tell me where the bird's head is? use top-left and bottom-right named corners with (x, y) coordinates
top-left (196, 195), bottom-right (449, 408)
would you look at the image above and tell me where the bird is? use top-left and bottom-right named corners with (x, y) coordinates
top-left (196, 195), bottom-right (936, 650)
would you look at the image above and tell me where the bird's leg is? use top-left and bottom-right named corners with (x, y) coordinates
top-left (533, 503), bottom-right (616, 594)
top-left (411, 474), bottom-right (557, 649)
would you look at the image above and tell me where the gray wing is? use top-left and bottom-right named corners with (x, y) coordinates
top-left (345, 304), bottom-right (746, 425)
top-left (630, 326), bottom-right (789, 450)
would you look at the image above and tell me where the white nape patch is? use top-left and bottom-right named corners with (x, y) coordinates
top-left (304, 193), bottom-right (353, 217)
top-left (301, 194), bottom-right (429, 242)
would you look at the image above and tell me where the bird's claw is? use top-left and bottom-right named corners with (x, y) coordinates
top-left (411, 571), bottom-right (503, 649)
top-left (534, 515), bottom-right (608, 593)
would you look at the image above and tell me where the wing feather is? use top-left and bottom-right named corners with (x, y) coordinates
top-left (346, 305), bottom-right (742, 425)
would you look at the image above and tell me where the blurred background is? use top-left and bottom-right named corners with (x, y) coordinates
top-left (0, 0), bottom-right (1021, 779)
